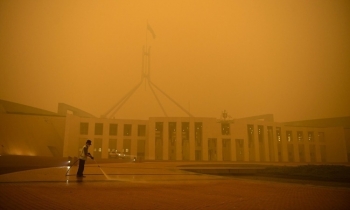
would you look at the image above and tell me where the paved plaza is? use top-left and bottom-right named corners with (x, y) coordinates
top-left (1, 162), bottom-right (350, 209)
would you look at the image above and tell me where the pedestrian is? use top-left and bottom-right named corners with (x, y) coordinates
top-left (77, 139), bottom-right (94, 177)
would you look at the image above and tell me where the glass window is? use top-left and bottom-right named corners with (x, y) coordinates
top-left (124, 124), bottom-right (132, 136)
top-left (182, 122), bottom-right (189, 140)
top-left (318, 132), bottom-right (325, 142)
top-left (109, 124), bottom-right (118, 136)
top-left (297, 131), bottom-right (303, 142)
top-left (247, 125), bottom-right (254, 148)
top-left (138, 125), bottom-right (146, 136)
top-left (286, 131), bottom-right (292, 142)
top-left (221, 123), bottom-right (230, 135)
top-left (80, 122), bottom-right (89, 135)
top-left (276, 127), bottom-right (281, 142)
top-left (168, 122), bottom-right (176, 140)
top-left (195, 122), bottom-right (202, 147)
top-left (95, 123), bottom-right (103, 135)
top-left (308, 132), bottom-right (314, 142)
top-left (108, 139), bottom-right (117, 152)
top-left (258, 125), bottom-right (264, 142)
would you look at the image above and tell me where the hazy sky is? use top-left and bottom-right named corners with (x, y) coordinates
top-left (1, 0), bottom-right (349, 122)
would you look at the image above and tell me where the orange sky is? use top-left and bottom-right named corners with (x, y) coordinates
top-left (1, 0), bottom-right (349, 121)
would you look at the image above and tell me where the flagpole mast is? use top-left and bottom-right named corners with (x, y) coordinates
top-left (143, 21), bottom-right (147, 81)
top-left (103, 22), bottom-right (194, 118)
top-left (146, 20), bottom-right (148, 49)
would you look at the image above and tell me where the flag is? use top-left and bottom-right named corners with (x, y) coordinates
top-left (147, 23), bottom-right (156, 39)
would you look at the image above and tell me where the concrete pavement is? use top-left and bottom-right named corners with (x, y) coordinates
top-left (1, 162), bottom-right (350, 209)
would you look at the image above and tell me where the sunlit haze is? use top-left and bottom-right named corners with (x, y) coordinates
top-left (1, 0), bottom-right (349, 121)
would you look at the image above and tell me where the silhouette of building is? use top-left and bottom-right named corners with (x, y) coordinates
top-left (0, 99), bottom-right (349, 163)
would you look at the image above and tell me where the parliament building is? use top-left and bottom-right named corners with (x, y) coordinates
top-left (1, 99), bottom-right (349, 164)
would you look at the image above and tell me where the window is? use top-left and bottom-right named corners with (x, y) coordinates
top-left (195, 122), bottom-right (202, 147)
top-left (168, 122), bottom-right (176, 143)
top-left (308, 132), bottom-right (314, 142)
top-left (318, 132), bottom-right (325, 142)
top-left (155, 122), bottom-right (163, 160)
top-left (248, 125), bottom-right (254, 135)
top-left (80, 122), bottom-right (89, 135)
top-left (138, 125), bottom-right (146, 136)
top-left (109, 124), bottom-right (118, 136)
top-left (124, 124), bottom-right (132, 136)
top-left (221, 123), bottom-right (230, 135)
top-left (276, 127), bottom-right (281, 142)
top-left (182, 122), bottom-right (189, 140)
top-left (95, 123), bottom-right (103, 135)
top-left (286, 131), bottom-right (292, 142)
top-left (258, 125), bottom-right (264, 142)
top-left (155, 122), bottom-right (163, 132)
top-left (108, 139), bottom-right (117, 153)
top-left (297, 131), bottom-right (303, 142)
top-left (247, 125), bottom-right (254, 148)
top-left (208, 138), bottom-right (217, 161)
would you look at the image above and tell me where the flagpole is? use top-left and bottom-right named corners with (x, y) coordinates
top-left (145, 20), bottom-right (148, 90)
top-left (146, 20), bottom-right (148, 49)
top-left (103, 22), bottom-right (194, 118)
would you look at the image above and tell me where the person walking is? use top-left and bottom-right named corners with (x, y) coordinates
top-left (77, 139), bottom-right (94, 177)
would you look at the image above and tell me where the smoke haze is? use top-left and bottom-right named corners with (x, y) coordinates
top-left (1, 0), bottom-right (349, 121)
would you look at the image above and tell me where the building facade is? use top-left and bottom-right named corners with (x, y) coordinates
top-left (63, 114), bottom-right (348, 163)
top-left (1, 99), bottom-right (349, 163)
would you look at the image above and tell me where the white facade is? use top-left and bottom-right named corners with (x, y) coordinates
top-left (1, 99), bottom-right (348, 163)
top-left (63, 115), bottom-right (348, 163)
